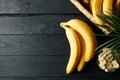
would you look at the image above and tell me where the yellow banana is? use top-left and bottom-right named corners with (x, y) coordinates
top-left (83, 0), bottom-right (90, 6)
top-left (90, 0), bottom-right (94, 11)
top-left (91, 0), bottom-right (105, 25)
top-left (115, 0), bottom-right (120, 11)
top-left (77, 51), bottom-right (85, 71)
top-left (102, 0), bottom-right (114, 16)
top-left (61, 25), bottom-right (81, 74)
top-left (83, 0), bottom-right (89, 4)
top-left (60, 19), bottom-right (97, 62)
top-left (76, 31), bottom-right (86, 71)
top-left (102, 0), bottom-right (115, 30)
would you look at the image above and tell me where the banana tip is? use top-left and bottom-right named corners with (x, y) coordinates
top-left (66, 70), bottom-right (71, 74)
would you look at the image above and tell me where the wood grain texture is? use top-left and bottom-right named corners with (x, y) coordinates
top-left (0, 77), bottom-right (117, 80)
top-left (0, 15), bottom-right (91, 34)
top-left (0, 78), bottom-right (118, 80)
top-left (0, 56), bottom-right (119, 79)
top-left (0, 0), bottom-right (79, 14)
top-left (0, 56), bottom-right (67, 77)
top-left (0, 35), bottom-right (69, 56)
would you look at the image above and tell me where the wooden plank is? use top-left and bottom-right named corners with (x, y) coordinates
top-left (0, 56), bottom-right (119, 78)
top-left (0, 15), bottom-right (97, 34)
top-left (0, 78), bottom-right (84, 80)
top-left (0, 0), bottom-right (79, 14)
top-left (0, 56), bottom-right (67, 77)
top-left (0, 77), bottom-right (117, 80)
top-left (0, 35), bottom-right (69, 56)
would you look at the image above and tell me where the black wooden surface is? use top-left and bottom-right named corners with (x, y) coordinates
top-left (0, 0), bottom-right (119, 80)
top-left (0, 0), bottom-right (79, 14)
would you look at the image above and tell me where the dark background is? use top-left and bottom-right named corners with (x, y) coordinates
top-left (0, 0), bottom-right (119, 80)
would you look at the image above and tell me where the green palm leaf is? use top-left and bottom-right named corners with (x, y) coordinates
top-left (96, 12), bottom-right (120, 57)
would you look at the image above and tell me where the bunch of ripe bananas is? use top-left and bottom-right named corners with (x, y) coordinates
top-left (60, 19), bottom-right (97, 74)
top-left (70, 0), bottom-right (120, 34)
top-left (83, 0), bottom-right (120, 25)
top-left (60, 0), bottom-right (120, 74)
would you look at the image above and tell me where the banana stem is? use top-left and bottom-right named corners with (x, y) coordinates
top-left (70, 0), bottom-right (111, 34)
